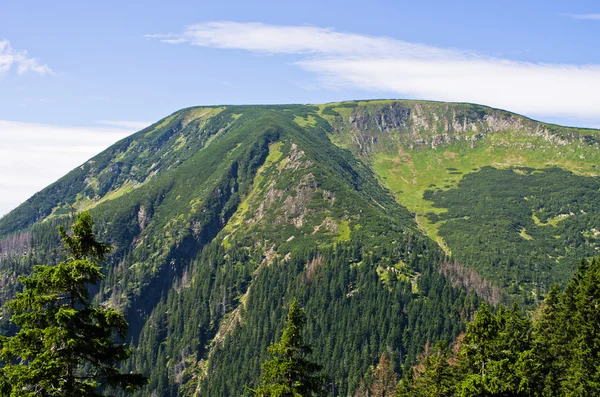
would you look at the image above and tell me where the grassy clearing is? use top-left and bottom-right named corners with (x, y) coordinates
top-left (519, 228), bottom-right (534, 240)
top-left (370, 135), bottom-right (600, 251)
top-left (182, 107), bottom-right (225, 126)
top-left (173, 134), bottom-right (187, 151)
top-left (532, 213), bottom-right (571, 227)
top-left (293, 114), bottom-right (317, 127)
top-left (43, 181), bottom-right (140, 222)
top-left (336, 219), bottom-right (351, 242)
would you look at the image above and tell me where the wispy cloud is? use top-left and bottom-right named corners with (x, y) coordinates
top-left (0, 40), bottom-right (51, 76)
top-left (0, 121), bottom-right (134, 217)
top-left (560, 13), bottom-right (600, 20)
top-left (96, 120), bottom-right (151, 130)
top-left (148, 21), bottom-right (600, 122)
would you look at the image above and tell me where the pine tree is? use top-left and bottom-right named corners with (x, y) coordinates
top-left (532, 285), bottom-right (565, 396)
top-left (454, 302), bottom-right (499, 396)
top-left (0, 212), bottom-right (147, 396)
top-left (398, 256), bottom-right (600, 397)
top-left (248, 298), bottom-right (327, 397)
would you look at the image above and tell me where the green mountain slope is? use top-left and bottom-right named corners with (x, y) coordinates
top-left (0, 100), bottom-right (598, 395)
top-left (319, 100), bottom-right (600, 303)
top-left (123, 108), bottom-right (476, 396)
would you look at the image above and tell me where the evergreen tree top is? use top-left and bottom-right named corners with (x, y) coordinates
top-left (0, 211), bottom-right (147, 396)
top-left (248, 297), bottom-right (327, 397)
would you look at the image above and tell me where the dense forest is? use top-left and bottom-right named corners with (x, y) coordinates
top-left (398, 256), bottom-right (600, 397)
top-left (0, 100), bottom-right (599, 396)
top-left (3, 216), bottom-right (600, 395)
top-left (424, 166), bottom-right (600, 306)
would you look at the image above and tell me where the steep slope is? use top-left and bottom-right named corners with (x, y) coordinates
top-left (125, 109), bottom-right (478, 396)
top-left (0, 99), bottom-right (597, 395)
top-left (319, 100), bottom-right (600, 304)
top-left (0, 104), bottom-right (480, 396)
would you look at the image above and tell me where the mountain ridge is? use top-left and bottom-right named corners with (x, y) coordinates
top-left (0, 99), bottom-right (598, 395)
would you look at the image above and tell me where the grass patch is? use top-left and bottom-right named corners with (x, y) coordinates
top-left (532, 212), bottom-right (571, 227)
top-left (221, 141), bottom-right (284, 239)
top-left (173, 134), bottom-right (187, 151)
top-left (182, 107), bottom-right (225, 126)
top-left (519, 228), bottom-right (534, 240)
top-left (336, 219), bottom-right (351, 242)
top-left (294, 114), bottom-right (317, 127)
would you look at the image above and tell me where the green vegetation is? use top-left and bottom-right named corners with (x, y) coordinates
top-left (399, 257), bottom-right (600, 397)
top-left (425, 166), bottom-right (600, 304)
top-left (369, 130), bottom-right (600, 248)
top-left (248, 298), bottom-right (327, 397)
top-left (353, 354), bottom-right (398, 397)
top-left (0, 100), bottom-right (599, 396)
top-left (0, 212), bottom-right (146, 396)
top-left (322, 100), bottom-right (600, 303)
top-left (118, 105), bottom-right (478, 396)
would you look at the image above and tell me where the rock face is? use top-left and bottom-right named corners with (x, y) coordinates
top-left (329, 101), bottom-right (594, 154)
top-left (349, 102), bottom-right (412, 132)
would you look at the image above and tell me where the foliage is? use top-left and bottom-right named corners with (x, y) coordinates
top-left (397, 341), bottom-right (455, 397)
top-left (426, 166), bottom-right (600, 305)
top-left (191, 242), bottom-right (478, 396)
top-left (323, 100), bottom-right (600, 306)
top-left (248, 298), bottom-right (327, 397)
top-left (400, 257), bottom-right (600, 396)
top-left (0, 103), bottom-right (482, 397)
top-left (0, 212), bottom-right (146, 396)
top-left (4, 100), bottom-right (597, 396)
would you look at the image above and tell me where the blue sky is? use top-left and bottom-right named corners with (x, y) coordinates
top-left (1, 0), bottom-right (599, 215)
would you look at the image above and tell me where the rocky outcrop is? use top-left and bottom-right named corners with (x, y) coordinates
top-left (331, 101), bottom-right (594, 154)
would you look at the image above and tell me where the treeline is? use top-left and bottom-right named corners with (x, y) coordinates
top-left (398, 256), bottom-right (600, 396)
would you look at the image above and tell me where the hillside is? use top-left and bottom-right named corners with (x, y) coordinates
top-left (319, 100), bottom-right (600, 303)
top-left (0, 100), bottom-right (598, 395)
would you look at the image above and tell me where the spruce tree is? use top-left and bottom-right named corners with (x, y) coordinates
top-left (398, 341), bottom-right (455, 397)
top-left (248, 298), bottom-right (327, 397)
top-left (564, 258), bottom-right (600, 396)
top-left (532, 285), bottom-right (565, 396)
top-left (352, 380), bottom-right (368, 397)
top-left (0, 212), bottom-right (147, 396)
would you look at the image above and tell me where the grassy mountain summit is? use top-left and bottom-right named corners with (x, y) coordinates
top-left (0, 100), bottom-right (598, 395)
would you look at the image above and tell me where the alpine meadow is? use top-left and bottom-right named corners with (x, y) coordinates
top-left (1, 99), bottom-right (600, 396)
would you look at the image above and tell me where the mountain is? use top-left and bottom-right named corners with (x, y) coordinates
top-left (0, 100), bottom-right (598, 396)
top-left (322, 101), bottom-right (600, 304)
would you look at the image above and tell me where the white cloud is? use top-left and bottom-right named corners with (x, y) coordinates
top-left (561, 13), bottom-right (600, 20)
top-left (148, 21), bottom-right (600, 123)
top-left (0, 40), bottom-right (51, 76)
top-left (147, 22), bottom-right (448, 57)
top-left (0, 121), bottom-right (134, 217)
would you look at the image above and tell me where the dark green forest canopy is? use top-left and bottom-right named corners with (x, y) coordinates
top-left (400, 257), bottom-right (600, 397)
top-left (424, 166), bottom-right (600, 305)
top-left (0, 100), bottom-right (598, 396)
